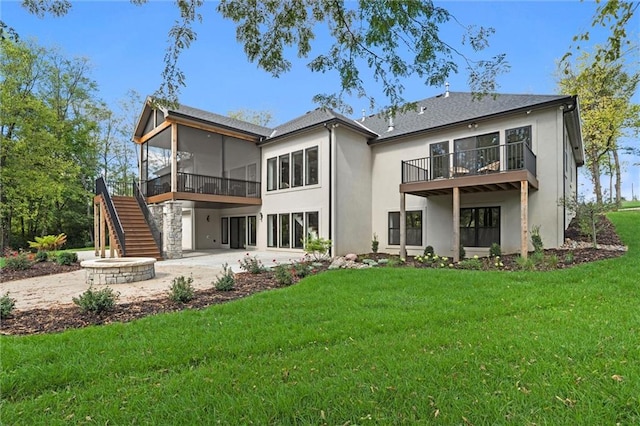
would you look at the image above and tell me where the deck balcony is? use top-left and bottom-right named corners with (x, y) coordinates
top-left (145, 172), bottom-right (261, 206)
top-left (400, 141), bottom-right (538, 197)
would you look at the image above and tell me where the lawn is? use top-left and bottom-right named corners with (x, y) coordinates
top-left (1, 211), bottom-right (638, 425)
top-left (621, 199), bottom-right (640, 209)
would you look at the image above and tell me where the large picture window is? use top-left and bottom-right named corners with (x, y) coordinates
top-left (292, 150), bottom-right (304, 187)
top-left (267, 157), bottom-right (277, 191)
top-left (267, 214), bottom-right (277, 247)
top-left (279, 154), bottom-right (290, 189)
top-left (279, 213), bottom-right (290, 248)
top-left (388, 211), bottom-right (422, 246)
top-left (305, 146), bottom-right (318, 185)
top-left (460, 207), bottom-right (500, 247)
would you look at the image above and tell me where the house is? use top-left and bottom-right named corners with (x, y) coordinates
top-left (94, 89), bottom-right (583, 262)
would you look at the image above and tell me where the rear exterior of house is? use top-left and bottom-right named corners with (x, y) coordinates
top-left (94, 91), bottom-right (582, 261)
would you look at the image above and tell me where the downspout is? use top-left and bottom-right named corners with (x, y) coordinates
top-left (324, 123), bottom-right (334, 257)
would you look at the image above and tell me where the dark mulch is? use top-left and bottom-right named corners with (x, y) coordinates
top-left (0, 261), bottom-right (81, 283)
top-left (0, 216), bottom-right (627, 336)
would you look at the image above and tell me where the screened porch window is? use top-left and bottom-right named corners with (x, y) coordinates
top-left (460, 207), bottom-right (500, 247)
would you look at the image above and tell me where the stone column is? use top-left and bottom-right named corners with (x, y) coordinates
top-left (162, 201), bottom-right (183, 259)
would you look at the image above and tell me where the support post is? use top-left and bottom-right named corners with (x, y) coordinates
top-left (453, 187), bottom-right (460, 262)
top-left (520, 180), bottom-right (529, 258)
top-left (94, 201), bottom-right (99, 256)
top-left (100, 201), bottom-right (106, 258)
top-left (399, 192), bottom-right (407, 259)
top-left (171, 122), bottom-right (178, 192)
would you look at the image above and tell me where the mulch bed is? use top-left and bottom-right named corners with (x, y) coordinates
top-left (0, 216), bottom-right (627, 336)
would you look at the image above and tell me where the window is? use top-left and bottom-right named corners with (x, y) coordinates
top-left (506, 126), bottom-right (531, 170)
top-left (430, 141), bottom-right (449, 179)
top-left (306, 211), bottom-right (319, 240)
top-left (292, 150), bottom-right (304, 187)
top-left (388, 211), bottom-right (422, 246)
top-left (267, 214), bottom-right (277, 247)
top-left (248, 216), bottom-right (257, 246)
top-left (267, 158), bottom-right (277, 191)
top-left (279, 154), bottom-right (290, 189)
top-left (460, 207), bottom-right (500, 247)
top-left (454, 132), bottom-right (499, 174)
top-left (279, 213), bottom-right (290, 247)
top-left (292, 212), bottom-right (304, 248)
top-left (305, 146), bottom-right (318, 185)
top-left (221, 217), bottom-right (229, 245)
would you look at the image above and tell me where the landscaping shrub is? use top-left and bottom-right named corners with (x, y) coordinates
top-left (28, 233), bottom-right (67, 251)
top-left (214, 263), bottom-right (235, 291)
top-left (545, 253), bottom-right (560, 269)
top-left (292, 261), bottom-right (311, 278)
top-left (423, 245), bottom-right (434, 256)
top-left (304, 237), bottom-right (332, 261)
top-left (371, 233), bottom-right (379, 254)
top-left (35, 250), bottom-right (49, 263)
top-left (489, 243), bottom-right (501, 257)
top-left (564, 251), bottom-right (575, 264)
top-left (168, 275), bottom-right (195, 303)
top-left (4, 251), bottom-right (32, 270)
top-left (56, 251), bottom-right (78, 266)
top-left (274, 264), bottom-right (294, 286)
top-left (238, 254), bottom-right (266, 274)
top-left (531, 225), bottom-right (544, 253)
top-left (515, 256), bottom-right (535, 271)
top-left (459, 244), bottom-right (466, 261)
top-left (458, 257), bottom-right (483, 270)
top-left (73, 286), bottom-right (119, 313)
top-left (0, 292), bottom-right (16, 319)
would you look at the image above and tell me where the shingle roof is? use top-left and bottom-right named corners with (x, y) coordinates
top-left (360, 92), bottom-right (573, 143)
top-left (267, 108), bottom-right (376, 140)
top-left (167, 103), bottom-right (273, 138)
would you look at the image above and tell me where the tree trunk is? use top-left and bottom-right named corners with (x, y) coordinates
top-left (613, 149), bottom-right (622, 208)
top-left (590, 160), bottom-right (603, 204)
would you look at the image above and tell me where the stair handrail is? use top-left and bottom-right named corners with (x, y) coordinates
top-left (133, 180), bottom-right (163, 254)
top-left (96, 176), bottom-right (126, 257)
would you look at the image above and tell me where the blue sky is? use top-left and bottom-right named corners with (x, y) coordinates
top-left (3, 0), bottom-right (639, 199)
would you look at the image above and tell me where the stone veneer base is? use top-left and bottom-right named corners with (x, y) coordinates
top-left (80, 258), bottom-right (156, 285)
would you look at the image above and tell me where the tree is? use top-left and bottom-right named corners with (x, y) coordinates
top-left (558, 51), bottom-right (640, 206)
top-left (12, 0), bottom-right (509, 113)
top-left (0, 37), bottom-right (100, 249)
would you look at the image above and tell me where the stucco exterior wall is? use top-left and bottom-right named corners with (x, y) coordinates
top-left (370, 105), bottom-right (569, 256)
top-left (259, 128), bottom-right (330, 253)
top-left (333, 126), bottom-right (372, 255)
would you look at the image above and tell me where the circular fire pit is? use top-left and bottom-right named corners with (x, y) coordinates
top-left (81, 257), bottom-right (156, 285)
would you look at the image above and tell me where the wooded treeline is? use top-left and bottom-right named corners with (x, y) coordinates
top-left (0, 35), bottom-right (138, 250)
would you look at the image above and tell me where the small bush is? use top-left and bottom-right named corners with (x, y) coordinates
top-left (1, 292), bottom-right (16, 319)
top-left (459, 245), bottom-right (466, 261)
top-left (458, 258), bottom-right (482, 270)
top-left (292, 261), bottom-right (311, 278)
top-left (73, 286), bottom-right (119, 313)
top-left (35, 250), bottom-right (49, 263)
top-left (423, 246), bottom-right (434, 256)
top-left (214, 263), bottom-right (235, 291)
top-left (56, 251), bottom-right (78, 266)
top-left (545, 254), bottom-right (559, 269)
top-left (531, 250), bottom-right (545, 266)
top-left (238, 253), bottom-right (267, 274)
top-left (515, 256), bottom-right (535, 271)
top-left (168, 275), bottom-right (195, 303)
top-left (371, 233), bottom-right (379, 254)
top-left (489, 243), bottom-right (501, 257)
top-left (564, 251), bottom-right (575, 264)
top-left (531, 225), bottom-right (544, 253)
top-left (304, 237), bottom-right (332, 261)
top-left (274, 264), bottom-right (294, 286)
top-left (28, 233), bottom-right (67, 251)
top-left (4, 251), bottom-right (32, 270)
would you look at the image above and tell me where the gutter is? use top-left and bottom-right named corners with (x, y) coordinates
top-left (324, 123), bottom-right (334, 257)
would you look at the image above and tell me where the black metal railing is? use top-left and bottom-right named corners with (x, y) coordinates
top-left (105, 179), bottom-right (135, 196)
top-left (133, 181), bottom-right (162, 253)
top-left (401, 141), bottom-right (536, 184)
top-left (146, 172), bottom-right (261, 199)
top-left (96, 176), bottom-right (126, 256)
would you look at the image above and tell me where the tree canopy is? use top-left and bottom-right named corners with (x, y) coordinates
top-left (11, 0), bottom-right (509, 113)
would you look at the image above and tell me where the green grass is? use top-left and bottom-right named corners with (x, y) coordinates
top-left (2, 212), bottom-right (639, 425)
top-left (621, 200), bottom-right (640, 209)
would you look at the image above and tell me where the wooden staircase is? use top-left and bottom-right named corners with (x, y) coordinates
top-left (111, 196), bottom-right (162, 259)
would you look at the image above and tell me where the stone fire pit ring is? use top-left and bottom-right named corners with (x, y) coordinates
top-left (81, 257), bottom-right (156, 285)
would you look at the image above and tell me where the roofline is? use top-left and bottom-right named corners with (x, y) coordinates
top-left (367, 95), bottom-right (575, 145)
top-left (258, 117), bottom-right (378, 145)
top-left (165, 111), bottom-right (267, 140)
top-left (563, 95), bottom-right (585, 167)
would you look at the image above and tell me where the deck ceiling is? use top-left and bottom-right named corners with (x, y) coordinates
top-left (400, 170), bottom-right (538, 197)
